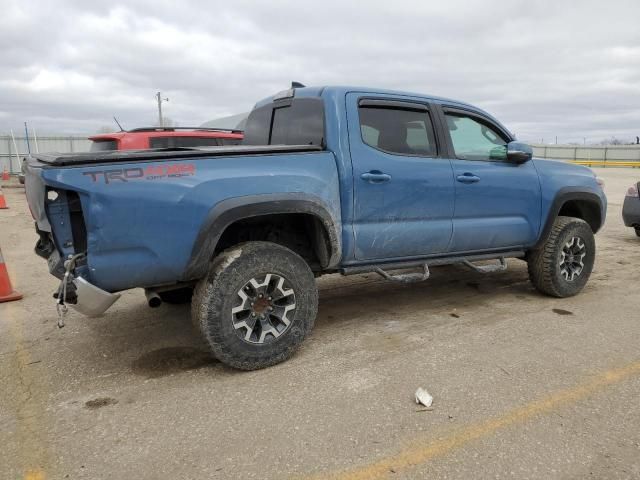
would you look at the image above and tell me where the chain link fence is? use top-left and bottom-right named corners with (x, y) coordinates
top-left (531, 144), bottom-right (640, 164)
top-left (0, 135), bottom-right (91, 173)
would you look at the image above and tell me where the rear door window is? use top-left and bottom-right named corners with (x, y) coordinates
top-left (358, 105), bottom-right (437, 156)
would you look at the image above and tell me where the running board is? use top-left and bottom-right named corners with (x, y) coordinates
top-left (375, 264), bottom-right (430, 283)
top-left (462, 257), bottom-right (507, 274)
top-left (342, 251), bottom-right (524, 277)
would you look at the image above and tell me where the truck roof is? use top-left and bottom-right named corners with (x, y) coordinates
top-left (254, 85), bottom-right (510, 136)
top-left (256, 85), bottom-right (473, 108)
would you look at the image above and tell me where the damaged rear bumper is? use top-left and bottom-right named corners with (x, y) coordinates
top-left (69, 276), bottom-right (120, 317)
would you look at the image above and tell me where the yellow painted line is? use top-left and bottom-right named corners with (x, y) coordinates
top-left (24, 469), bottom-right (46, 480)
top-left (303, 359), bottom-right (640, 480)
top-left (568, 160), bottom-right (640, 167)
top-left (1, 301), bottom-right (51, 479)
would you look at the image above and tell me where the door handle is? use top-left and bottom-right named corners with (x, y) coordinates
top-left (361, 171), bottom-right (392, 183)
top-left (456, 173), bottom-right (480, 184)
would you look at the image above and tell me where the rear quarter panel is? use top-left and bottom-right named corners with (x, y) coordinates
top-left (40, 152), bottom-right (340, 292)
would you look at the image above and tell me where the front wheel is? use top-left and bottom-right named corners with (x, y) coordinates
top-left (527, 216), bottom-right (596, 298)
top-left (635, 227), bottom-right (640, 238)
top-left (192, 241), bottom-right (318, 370)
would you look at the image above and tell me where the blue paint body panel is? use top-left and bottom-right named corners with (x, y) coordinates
top-left (448, 158), bottom-right (541, 252)
top-left (40, 151), bottom-right (340, 292)
top-left (345, 91), bottom-right (454, 260)
top-left (31, 85), bottom-right (607, 294)
top-left (533, 158), bottom-right (607, 225)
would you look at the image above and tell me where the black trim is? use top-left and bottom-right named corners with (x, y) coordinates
top-left (182, 193), bottom-right (341, 280)
top-left (31, 145), bottom-right (323, 167)
top-left (359, 99), bottom-right (428, 111)
top-left (533, 188), bottom-right (605, 250)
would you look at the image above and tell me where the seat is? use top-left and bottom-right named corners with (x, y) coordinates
top-left (377, 123), bottom-right (412, 155)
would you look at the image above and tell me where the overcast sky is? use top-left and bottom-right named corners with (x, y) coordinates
top-left (0, 0), bottom-right (639, 143)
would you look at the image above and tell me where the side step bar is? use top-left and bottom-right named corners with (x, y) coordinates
top-left (342, 251), bottom-right (524, 283)
top-left (375, 264), bottom-right (430, 284)
top-left (462, 257), bottom-right (507, 274)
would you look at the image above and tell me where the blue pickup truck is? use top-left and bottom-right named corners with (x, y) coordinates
top-left (24, 85), bottom-right (607, 370)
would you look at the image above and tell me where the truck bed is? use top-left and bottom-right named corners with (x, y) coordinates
top-left (31, 145), bottom-right (323, 167)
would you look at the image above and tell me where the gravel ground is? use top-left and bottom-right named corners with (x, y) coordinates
top-left (1, 168), bottom-right (640, 480)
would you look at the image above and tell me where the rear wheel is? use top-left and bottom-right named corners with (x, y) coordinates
top-left (527, 216), bottom-right (595, 298)
top-left (192, 241), bottom-right (318, 370)
top-left (635, 227), bottom-right (640, 237)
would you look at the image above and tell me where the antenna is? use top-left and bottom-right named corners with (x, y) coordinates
top-left (113, 116), bottom-right (125, 132)
top-left (291, 81), bottom-right (306, 88)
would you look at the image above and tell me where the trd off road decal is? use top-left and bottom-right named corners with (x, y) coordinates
top-left (83, 163), bottom-right (196, 184)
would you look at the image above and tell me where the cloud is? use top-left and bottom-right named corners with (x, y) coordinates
top-left (0, 0), bottom-right (639, 143)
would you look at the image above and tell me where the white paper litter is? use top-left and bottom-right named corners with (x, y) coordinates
top-left (415, 388), bottom-right (433, 407)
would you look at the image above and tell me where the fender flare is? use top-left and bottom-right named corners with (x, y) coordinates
top-left (534, 187), bottom-right (605, 250)
top-left (182, 193), bottom-right (342, 280)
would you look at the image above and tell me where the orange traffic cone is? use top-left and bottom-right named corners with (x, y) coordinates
top-left (1, 169), bottom-right (9, 181)
top-left (0, 245), bottom-right (22, 303)
top-left (0, 185), bottom-right (7, 209)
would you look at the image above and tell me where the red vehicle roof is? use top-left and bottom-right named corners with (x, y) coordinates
top-left (88, 128), bottom-right (243, 150)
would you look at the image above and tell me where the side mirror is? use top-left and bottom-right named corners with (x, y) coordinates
top-left (506, 141), bottom-right (532, 164)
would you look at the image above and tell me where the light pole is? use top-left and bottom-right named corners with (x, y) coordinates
top-left (155, 92), bottom-right (169, 127)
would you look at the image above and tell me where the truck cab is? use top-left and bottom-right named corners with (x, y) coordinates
top-left (24, 85), bottom-right (607, 370)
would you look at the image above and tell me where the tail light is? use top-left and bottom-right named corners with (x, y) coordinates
top-left (626, 185), bottom-right (639, 198)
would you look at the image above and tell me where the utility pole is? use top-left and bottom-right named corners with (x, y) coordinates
top-left (155, 92), bottom-right (169, 127)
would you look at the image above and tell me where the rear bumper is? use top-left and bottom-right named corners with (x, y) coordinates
top-left (38, 236), bottom-right (119, 317)
top-left (70, 276), bottom-right (120, 317)
top-left (622, 196), bottom-right (640, 227)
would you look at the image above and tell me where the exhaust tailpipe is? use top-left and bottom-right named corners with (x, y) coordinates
top-left (145, 289), bottom-right (162, 308)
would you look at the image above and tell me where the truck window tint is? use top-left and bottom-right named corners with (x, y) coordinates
top-left (149, 137), bottom-right (222, 149)
top-left (243, 98), bottom-right (325, 146)
top-left (358, 106), bottom-right (437, 156)
top-left (270, 99), bottom-right (324, 146)
top-left (90, 140), bottom-right (118, 151)
top-left (242, 104), bottom-right (272, 145)
top-left (361, 125), bottom-right (379, 146)
top-left (445, 114), bottom-right (507, 161)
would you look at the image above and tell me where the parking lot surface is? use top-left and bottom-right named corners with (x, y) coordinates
top-left (2, 168), bottom-right (640, 480)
